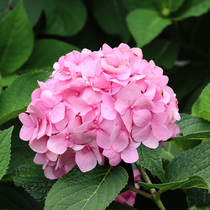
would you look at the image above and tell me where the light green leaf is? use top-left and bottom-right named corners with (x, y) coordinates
top-left (21, 39), bottom-right (80, 72)
top-left (0, 0), bottom-right (33, 75)
top-left (0, 71), bottom-right (51, 125)
top-left (0, 127), bottom-right (13, 180)
top-left (92, 0), bottom-right (130, 42)
top-left (174, 0), bottom-right (210, 20)
top-left (138, 175), bottom-right (208, 191)
top-left (161, 141), bottom-right (181, 161)
top-left (192, 83), bottom-right (210, 122)
top-left (142, 38), bottom-right (180, 69)
top-left (165, 141), bottom-right (210, 191)
top-left (44, 0), bottom-right (87, 36)
top-left (45, 165), bottom-right (128, 210)
top-left (126, 9), bottom-right (171, 47)
top-left (137, 144), bottom-right (165, 182)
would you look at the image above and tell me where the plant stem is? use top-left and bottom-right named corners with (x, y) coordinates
top-left (137, 165), bottom-right (166, 210)
top-left (128, 184), bottom-right (153, 200)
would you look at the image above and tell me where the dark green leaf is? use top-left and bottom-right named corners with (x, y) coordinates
top-left (137, 144), bottom-right (165, 182)
top-left (138, 175), bottom-right (208, 191)
top-left (0, 182), bottom-right (42, 209)
top-left (0, 0), bottom-right (43, 26)
top-left (44, 0), bottom-right (87, 36)
top-left (93, 0), bottom-right (130, 42)
top-left (45, 165), bottom-right (128, 210)
top-left (165, 141), bottom-right (210, 192)
top-left (0, 71), bottom-right (51, 125)
top-left (0, 0), bottom-right (33, 75)
top-left (187, 188), bottom-right (210, 208)
top-left (142, 38), bottom-right (180, 69)
top-left (122, 0), bottom-right (157, 11)
top-left (126, 9), bottom-right (171, 47)
top-left (174, 0), bottom-right (210, 20)
top-left (0, 126), bottom-right (13, 180)
top-left (21, 39), bottom-right (80, 72)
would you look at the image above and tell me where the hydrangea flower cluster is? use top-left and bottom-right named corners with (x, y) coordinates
top-left (19, 43), bottom-right (180, 179)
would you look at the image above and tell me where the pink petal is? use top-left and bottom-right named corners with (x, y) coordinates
top-left (44, 166), bottom-right (58, 180)
top-left (132, 125), bottom-right (150, 142)
top-left (152, 124), bottom-right (170, 140)
top-left (142, 135), bottom-right (159, 149)
top-left (133, 109), bottom-right (151, 127)
top-left (29, 136), bottom-right (48, 153)
top-left (19, 125), bottom-right (34, 141)
top-left (101, 95), bottom-right (117, 120)
top-left (47, 134), bottom-right (67, 154)
top-left (75, 149), bottom-right (97, 172)
top-left (121, 145), bottom-right (139, 163)
top-left (51, 102), bottom-right (65, 123)
top-left (70, 98), bottom-right (91, 116)
top-left (114, 99), bottom-right (130, 115)
top-left (19, 113), bottom-right (35, 127)
top-left (152, 112), bottom-right (168, 124)
top-left (82, 87), bottom-right (102, 105)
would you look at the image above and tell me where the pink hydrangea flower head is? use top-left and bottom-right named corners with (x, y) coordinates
top-left (19, 43), bottom-right (180, 179)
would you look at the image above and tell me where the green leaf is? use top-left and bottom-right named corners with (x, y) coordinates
top-left (176, 114), bottom-right (210, 138)
top-left (187, 188), bottom-right (210, 208)
top-left (2, 73), bottom-right (18, 87)
top-left (0, 126), bottom-right (13, 180)
top-left (142, 38), bottom-right (180, 69)
top-left (156, 0), bottom-right (185, 13)
top-left (92, 0), bottom-right (130, 42)
top-left (0, 71), bottom-right (51, 125)
top-left (44, 0), bottom-right (87, 36)
top-left (12, 164), bottom-right (56, 203)
top-left (161, 141), bottom-right (181, 161)
top-left (0, 0), bottom-right (33, 75)
top-left (137, 144), bottom-right (165, 182)
top-left (138, 175), bottom-right (208, 191)
top-left (122, 0), bottom-right (157, 11)
top-left (45, 165), bottom-right (128, 210)
top-left (165, 140), bottom-right (210, 191)
top-left (21, 39), bottom-right (80, 72)
top-left (192, 83), bottom-right (210, 122)
top-left (126, 9), bottom-right (171, 47)
top-left (0, 182), bottom-right (42, 209)
top-left (174, 0), bottom-right (210, 20)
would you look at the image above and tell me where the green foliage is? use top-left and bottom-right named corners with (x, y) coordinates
top-left (138, 175), bottom-right (208, 191)
top-left (0, 71), bottom-right (51, 125)
top-left (93, 0), bottom-right (130, 42)
top-left (126, 9), bottom-right (171, 47)
top-left (137, 145), bottom-right (165, 182)
top-left (165, 141), bottom-right (210, 191)
top-left (0, 127), bottom-right (13, 180)
top-left (45, 165), bottom-right (128, 210)
top-left (44, 0), bottom-right (87, 36)
top-left (0, 0), bottom-right (33, 75)
top-left (0, 0), bottom-right (209, 209)
top-left (192, 83), bottom-right (210, 122)
top-left (21, 39), bottom-right (80, 71)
